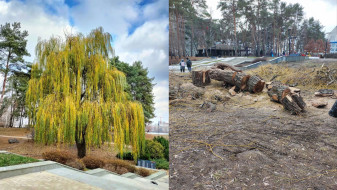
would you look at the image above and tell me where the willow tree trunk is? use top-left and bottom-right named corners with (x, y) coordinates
top-left (76, 130), bottom-right (86, 158)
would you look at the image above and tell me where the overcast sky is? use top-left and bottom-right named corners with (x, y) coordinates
top-left (207, 0), bottom-right (336, 33)
top-left (0, 0), bottom-right (169, 124)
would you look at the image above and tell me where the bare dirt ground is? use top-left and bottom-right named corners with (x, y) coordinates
top-left (169, 59), bottom-right (337, 189)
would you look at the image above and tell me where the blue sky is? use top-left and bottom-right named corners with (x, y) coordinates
top-left (0, 0), bottom-right (169, 123)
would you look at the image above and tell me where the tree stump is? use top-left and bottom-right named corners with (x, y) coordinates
top-left (247, 75), bottom-right (265, 93)
top-left (267, 81), bottom-right (306, 114)
top-left (192, 70), bottom-right (211, 87)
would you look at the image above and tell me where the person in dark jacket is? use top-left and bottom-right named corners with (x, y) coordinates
top-left (329, 100), bottom-right (337, 118)
top-left (186, 57), bottom-right (192, 72)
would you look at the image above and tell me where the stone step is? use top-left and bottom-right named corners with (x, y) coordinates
top-left (156, 175), bottom-right (169, 183)
top-left (145, 170), bottom-right (167, 180)
top-left (120, 172), bottom-right (141, 179)
top-left (48, 168), bottom-right (162, 190)
top-left (132, 176), bottom-right (169, 189)
top-left (85, 168), bottom-right (119, 177)
top-left (0, 161), bottom-right (62, 179)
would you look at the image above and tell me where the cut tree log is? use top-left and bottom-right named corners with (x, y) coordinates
top-left (233, 72), bottom-right (251, 90)
top-left (209, 68), bottom-right (264, 93)
top-left (192, 70), bottom-right (211, 87)
top-left (211, 63), bottom-right (242, 72)
top-left (209, 69), bottom-right (236, 85)
top-left (267, 81), bottom-right (306, 114)
top-left (312, 100), bottom-right (328, 108)
top-left (314, 89), bottom-right (334, 97)
top-left (247, 75), bottom-right (265, 93)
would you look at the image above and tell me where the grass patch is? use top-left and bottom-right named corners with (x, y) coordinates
top-left (0, 153), bottom-right (39, 167)
top-left (247, 64), bottom-right (337, 90)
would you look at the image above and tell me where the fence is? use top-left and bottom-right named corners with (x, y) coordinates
top-left (242, 56), bottom-right (309, 70)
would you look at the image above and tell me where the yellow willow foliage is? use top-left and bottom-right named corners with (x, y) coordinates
top-left (26, 27), bottom-right (145, 159)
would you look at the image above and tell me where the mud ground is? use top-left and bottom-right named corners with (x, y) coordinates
top-left (169, 60), bottom-right (337, 189)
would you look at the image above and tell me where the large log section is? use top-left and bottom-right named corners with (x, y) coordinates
top-left (192, 70), bottom-right (211, 87)
top-left (207, 63), bottom-right (265, 93)
top-left (267, 81), bottom-right (306, 114)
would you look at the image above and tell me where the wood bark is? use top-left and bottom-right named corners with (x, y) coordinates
top-left (247, 75), bottom-right (265, 93)
top-left (267, 81), bottom-right (306, 114)
top-left (75, 130), bottom-right (86, 158)
top-left (209, 68), bottom-right (265, 93)
top-left (192, 70), bottom-right (211, 87)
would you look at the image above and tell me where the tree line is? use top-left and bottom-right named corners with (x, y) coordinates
top-left (169, 0), bottom-right (328, 58)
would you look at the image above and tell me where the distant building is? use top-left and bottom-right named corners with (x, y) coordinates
top-left (146, 121), bottom-right (169, 134)
top-left (327, 26), bottom-right (337, 54)
top-left (196, 43), bottom-right (251, 57)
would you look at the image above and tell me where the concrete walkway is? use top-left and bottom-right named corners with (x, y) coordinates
top-left (169, 57), bottom-right (255, 72)
top-left (0, 172), bottom-right (100, 190)
top-left (0, 135), bottom-right (30, 139)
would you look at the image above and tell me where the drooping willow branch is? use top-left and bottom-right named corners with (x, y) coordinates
top-left (26, 27), bottom-right (145, 159)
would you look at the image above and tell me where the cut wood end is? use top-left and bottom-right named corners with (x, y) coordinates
top-left (272, 94), bottom-right (278, 101)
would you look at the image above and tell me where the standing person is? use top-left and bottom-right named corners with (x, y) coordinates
top-left (329, 100), bottom-right (337, 118)
top-left (179, 59), bottom-right (185, 72)
top-left (186, 57), bottom-right (192, 72)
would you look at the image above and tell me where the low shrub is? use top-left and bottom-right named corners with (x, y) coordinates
top-left (65, 159), bottom-right (85, 170)
top-left (152, 158), bottom-right (169, 170)
top-left (116, 152), bottom-right (134, 160)
top-left (140, 140), bottom-right (164, 160)
top-left (153, 137), bottom-right (169, 161)
top-left (104, 159), bottom-right (136, 174)
top-left (42, 150), bottom-right (73, 164)
top-left (82, 156), bottom-right (105, 169)
top-left (136, 167), bottom-right (151, 177)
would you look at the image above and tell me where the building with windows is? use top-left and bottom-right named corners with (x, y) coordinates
top-left (328, 26), bottom-right (337, 54)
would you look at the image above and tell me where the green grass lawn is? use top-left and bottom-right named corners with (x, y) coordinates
top-left (0, 153), bottom-right (39, 167)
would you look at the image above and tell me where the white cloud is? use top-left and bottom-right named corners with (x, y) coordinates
top-left (152, 80), bottom-right (169, 123)
top-left (282, 0), bottom-right (337, 33)
top-left (114, 18), bottom-right (169, 80)
top-left (113, 17), bottom-right (169, 123)
top-left (0, 0), bottom-right (74, 62)
top-left (70, 0), bottom-right (140, 36)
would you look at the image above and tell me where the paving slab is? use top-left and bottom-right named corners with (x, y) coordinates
top-left (0, 172), bottom-right (101, 190)
top-left (48, 168), bottom-right (164, 190)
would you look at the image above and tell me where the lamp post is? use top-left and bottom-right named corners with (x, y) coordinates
top-left (288, 26), bottom-right (292, 55)
top-left (325, 39), bottom-right (328, 58)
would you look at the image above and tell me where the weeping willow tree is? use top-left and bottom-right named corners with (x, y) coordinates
top-left (26, 27), bottom-right (145, 159)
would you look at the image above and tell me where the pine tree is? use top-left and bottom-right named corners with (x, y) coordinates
top-left (110, 57), bottom-right (155, 124)
top-left (26, 27), bottom-right (145, 159)
top-left (0, 22), bottom-right (30, 106)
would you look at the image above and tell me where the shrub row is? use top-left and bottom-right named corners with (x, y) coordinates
top-left (42, 150), bottom-right (151, 177)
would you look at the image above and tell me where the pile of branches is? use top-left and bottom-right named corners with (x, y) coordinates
top-left (315, 65), bottom-right (337, 86)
